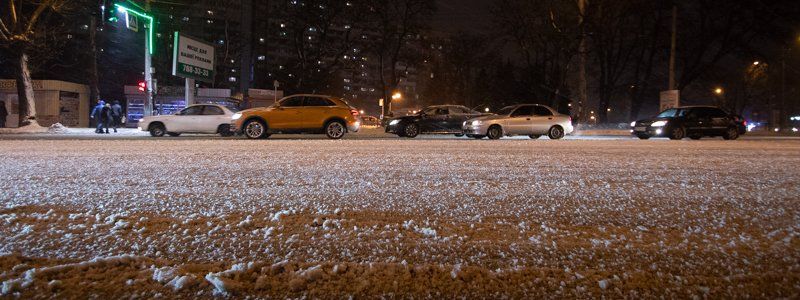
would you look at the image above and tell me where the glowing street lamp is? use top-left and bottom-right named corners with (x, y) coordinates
top-left (484, 107), bottom-right (490, 112)
top-left (753, 61), bottom-right (760, 66)
top-left (391, 92), bottom-right (402, 100)
top-left (714, 87), bottom-right (724, 95)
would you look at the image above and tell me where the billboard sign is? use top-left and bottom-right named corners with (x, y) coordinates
top-left (172, 32), bottom-right (215, 82)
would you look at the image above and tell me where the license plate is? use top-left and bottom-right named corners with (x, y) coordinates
top-left (634, 126), bottom-right (646, 131)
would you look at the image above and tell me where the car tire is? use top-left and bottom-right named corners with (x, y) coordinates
top-left (243, 119), bottom-right (268, 139)
top-left (454, 133), bottom-right (465, 137)
top-left (723, 127), bottom-right (740, 140)
top-left (325, 120), bottom-right (346, 140)
top-left (548, 126), bottom-right (565, 140)
top-left (487, 125), bottom-right (503, 140)
top-left (529, 134), bottom-right (541, 139)
top-left (403, 123), bottom-right (419, 138)
top-left (668, 126), bottom-right (686, 140)
top-left (149, 123), bottom-right (166, 137)
top-left (472, 135), bottom-right (485, 139)
top-left (167, 132), bottom-right (181, 137)
top-left (689, 134), bottom-right (702, 140)
top-left (637, 134), bottom-right (651, 140)
top-left (218, 124), bottom-right (234, 137)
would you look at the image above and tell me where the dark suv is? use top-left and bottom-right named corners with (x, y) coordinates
top-left (385, 105), bottom-right (487, 138)
top-left (631, 106), bottom-right (746, 140)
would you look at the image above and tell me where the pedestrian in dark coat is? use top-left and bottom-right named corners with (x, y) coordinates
top-left (111, 101), bottom-right (123, 132)
top-left (100, 103), bottom-right (112, 134)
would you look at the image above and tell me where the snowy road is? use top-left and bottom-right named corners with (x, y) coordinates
top-left (0, 137), bottom-right (798, 298)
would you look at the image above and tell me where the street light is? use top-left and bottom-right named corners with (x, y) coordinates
top-left (753, 61), bottom-right (760, 66)
top-left (714, 87), bottom-right (723, 95)
top-left (391, 92), bottom-right (402, 100)
top-left (484, 107), bottom-right (490, 112)
top-left (114, 3), bottom-right (156, 117)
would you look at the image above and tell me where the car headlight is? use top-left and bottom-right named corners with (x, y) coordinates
top-left (651, 120), bottom-right (668, 127)
top-left (231, 113), bottom-right (243, 120)
top-left (630, 121), bottom-right (636, 127)
top-left (471, 120), bottom-right (482, 126)
top-left (389, 119), bottom-right (400, 126)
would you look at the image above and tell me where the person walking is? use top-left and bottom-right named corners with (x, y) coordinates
top-left (100, 103), bottom-right (112, 134)
top-left (91, 100), bottom-right (105, 133)
top-left (0, 101), bottom-right (7, 128)
top-left (111, 101), bottom-right (123, 133)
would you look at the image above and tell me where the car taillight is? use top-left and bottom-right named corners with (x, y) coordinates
top-left (350, 109), bottom-right (359, 117)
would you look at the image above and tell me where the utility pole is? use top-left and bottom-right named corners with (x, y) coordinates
top-left (143, 0), bottom-right (154, 116)
top-left (240, 0), bottom-right (253, 107)
top-left (576, 0), bottom-right (588, 123)
top-left (668, 5), bottom-right (677, 91)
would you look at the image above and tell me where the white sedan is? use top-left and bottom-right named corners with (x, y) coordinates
top-left (462, 104), bottom-right (574, 139)
top-left (138, 104), bottom-right (237, 137)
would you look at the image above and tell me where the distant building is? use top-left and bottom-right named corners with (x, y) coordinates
top-left (0, 80), bottom-right (90, 128)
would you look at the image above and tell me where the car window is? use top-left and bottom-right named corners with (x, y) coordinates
top-left (180, 106), bottom-right (204, 116)
top-left (304, 97), bottom-right (335, 107)
top-left (203, 106), bottom-right (224, 115)
top-left (533, 106), bottom-right (553, 116)
top-left (511, 106), bottom-right (534, 117)
top-left (280, 97), bottom-right (304, 107)
top-left (497, 106), bottom-right (516, 115)
top-left (707, 108), bottom-right (728, 118)
top-left (657, 108), bottom-right (678, 118)
top-left (449, 106), bottom-right (469, 114)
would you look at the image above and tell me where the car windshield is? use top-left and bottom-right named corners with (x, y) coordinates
top-left (496, 106), bottom-right (516, 115)
top-left (656, 108), bottom-right (686, 118)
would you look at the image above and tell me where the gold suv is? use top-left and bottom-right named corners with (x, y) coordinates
top-left (231, 94), bottom-right (361, 139)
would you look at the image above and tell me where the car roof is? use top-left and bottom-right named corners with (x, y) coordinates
top-left (671, 105), bottom-right (720, 109)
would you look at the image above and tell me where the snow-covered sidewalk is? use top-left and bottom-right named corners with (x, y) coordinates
top-left (0, 138), bottom-right (798, 298)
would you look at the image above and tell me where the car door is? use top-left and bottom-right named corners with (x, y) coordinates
top-left (419, 107), bottom-right (448, 132)
top-left (269, 96), bottom-right (304, 130)
top-left (707, 108), bottom-right (731, 135)
top-left (171, 105), bottom-right (204, 132)
top-left (198, 105), bottom-right (227, 133)
top-left (447, 106), bottom-right (473, 132)
top-left (302, 96), bottom-right (336, 129)
top-left (505, 106), bottom-right (534, 134)
top-left (531, 106), bottom-right (555, 134)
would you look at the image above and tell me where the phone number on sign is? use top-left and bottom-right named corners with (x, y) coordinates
top-left (182, 65), bottom-right (209, 77)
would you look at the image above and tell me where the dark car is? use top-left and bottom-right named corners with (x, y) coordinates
top-left (631, 106), bottom-right (746, 140)
top-left (385, 105), bottom-right (487, 138)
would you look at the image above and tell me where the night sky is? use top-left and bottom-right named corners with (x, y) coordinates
top-left (433, 0), bottom-right (493, 34)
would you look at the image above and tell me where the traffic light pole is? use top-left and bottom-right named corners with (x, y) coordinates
top-left (144, 34), bottom-right (154, 116)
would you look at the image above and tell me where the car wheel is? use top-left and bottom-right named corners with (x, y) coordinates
top-left (668, 126), bottom-right (686, 140)
top-left (472, 135), bottom-right (485, 139)
top-left (244, 119), bottom-right (268, 139)
top-left (689, 134), bottom-right (702, 140)
top-left (325, 121), bottom-right (346, 139)
top-left (723, 127), bottom-right (740, 140)
top-left (167, 132), bottom-right (181, 137)
top-left (548, 126), bottom-right (565, 140)
top-left (149, 123), bottom-right (165, 137)
top-left (218, 124), bottom-right (234, 137)
top-left (487, 125), bottom-right (503, 140)
top-left (403, 123), bottom-right (419, 138)
top-left (454, 133), bottom-right (465, 137)
top-left (636, 134), bottom-right (651, 140)
top-left (528, 134), bottom-right (541, 139)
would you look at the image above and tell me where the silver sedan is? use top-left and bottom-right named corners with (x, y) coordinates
top-left (462, 104), bottom-right (574, 139)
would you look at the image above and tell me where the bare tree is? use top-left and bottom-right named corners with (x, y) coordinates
top-left (0, 0), bottom-right (71, 127)
top-left (365, 0), bottom-right (435, 116)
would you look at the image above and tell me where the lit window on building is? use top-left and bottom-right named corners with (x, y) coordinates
top-left (259, 37), bottom-right (265, 43)
top-left (182, 16), bottom-right (189, 22)
top-left (217, 39), bottom-right (225, 45)
top-left (258, 55), bottom-right (266, 61)
top-left (228, 77), bottom-right (237, 82)
top-left (207, 10), bottom-right (214, 15)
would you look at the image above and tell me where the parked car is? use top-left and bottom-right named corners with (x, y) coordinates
top-left (230, 94), bottom-right (361, 139)
top-left (385, 105), bottom-right (486, 138)
top-left (138, 104), bottom-right (236, 137)
top-left (631, 106), bottom-right (746, 140)
top-left (361, 115), bottom-right (381, 127)
top-left (462, 104), bottom-right (574, 140)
